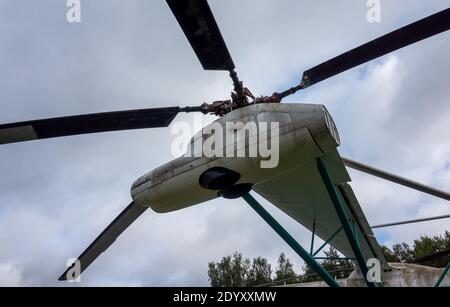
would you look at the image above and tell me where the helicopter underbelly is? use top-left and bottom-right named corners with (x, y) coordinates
top-left (131, 103), bottom-right (340, 213)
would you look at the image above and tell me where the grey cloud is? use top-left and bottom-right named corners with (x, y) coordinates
top-left (0, 1), bottom-right (449, 286)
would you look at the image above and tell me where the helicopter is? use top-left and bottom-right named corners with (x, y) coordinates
top-left (0, 1), bottom-right (448, 284)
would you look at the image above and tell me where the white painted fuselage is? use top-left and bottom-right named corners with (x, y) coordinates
top-left (131, 103), bottom-right (340, 213)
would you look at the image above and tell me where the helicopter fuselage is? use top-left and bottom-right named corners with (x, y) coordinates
top-left (131, 103), bottom-right (340, 213)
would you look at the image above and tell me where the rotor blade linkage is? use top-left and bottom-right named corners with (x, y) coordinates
top-left (0, 106), bottom-right (202, 145)
top-left (166, 0), bottom-right (235, 71)
top-left (59, 202), bottom-right (148, 281)
top-left (342, 157), bottom-right (450, 202)
top-left (302, 8), bottom-right (450, 87)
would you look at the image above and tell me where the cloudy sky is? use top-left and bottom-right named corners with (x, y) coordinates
top-left (0, 0), bottom-right (449, 286)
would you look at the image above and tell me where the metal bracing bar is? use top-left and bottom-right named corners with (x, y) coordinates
top-left (435, 261), bottom-right (450, 287)
top-left (372, 214), bottom-right (450, 229)
top-left (316, 158), bottom-right (376, 287)
top-left (313, 257), bottom-right (356, 261)
top-left (242, 193), bottom-right (340, 287)
top-left (312, 226), bottom-right (343, 257)
top-left (342, 157), bottom-right (450, 202)
top-left (310, 221), bottom-right (316, 255)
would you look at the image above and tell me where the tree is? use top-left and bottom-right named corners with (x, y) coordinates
top-left (209, 231), bottom-right (450, 286)
top-left (392, 242), bottom-right (414, 262)
top-left (230, 252), bottom-right (251, 287)
top-left (208, 262), bottom-right (221, 287)
top-left (208, 256), bottom-right (231, 287)
top-left (274, 253), bottom-right (297, 283)
top-left (208, 252), bottom-right (250, 287)
top-left (381, 230), bottom-right (449, 268)
top-left (380, 245), bottom-right (397, 262)
top-left (274, 253), bottom-right (298, 284)
top-left (247, 256), bottom-right (272, 286)
top-left (208, 254), bottom-right (273, 287)
top-left (413, 231), bottom-right (449, 267)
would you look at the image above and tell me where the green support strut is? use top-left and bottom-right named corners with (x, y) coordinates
top-left (242, 193), bottom-right (340, 287)
top-left (435, 261), bottom-right (450, 287)
top-left (316, 158), bottom-right (375, 287)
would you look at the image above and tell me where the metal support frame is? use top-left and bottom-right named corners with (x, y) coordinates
top-left (312, 226), bottom-right (343, 257)
top-left (309, 223), bottom-right (356, 262)
top-left (316, 158), bottom-right (376, 287)
top-left (313, 257), bottom-right (356, 260)
top-left (310, 221), bottom-right (316, 255)
top-left (435, 261), bottom-right (450, 287)
top-left (372, 214), bottom-right (450, 229)
top-left (342, 157), bottom-right (450, 202)
top-left (242, 193), bottom-right (340, 287)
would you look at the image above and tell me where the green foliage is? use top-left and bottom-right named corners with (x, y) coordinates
top-left (208, 231), bottom-right (450, 286)
top-left (208, 252), bottom-right (250, 287)
top-left (247, 257), bottom-right (272, 286)
top-left (392, 242), bottom-right (414, 262)
top-left (230, 253), bottom-right (251, 286)
top-left (380, 245), bottom-right (397, 262)
top-left (274, 253), bottom-right (298, 284)
top-left (208, 253), bottom-right (283, 287)
top-left (381, 230), bottom-right (450, 268)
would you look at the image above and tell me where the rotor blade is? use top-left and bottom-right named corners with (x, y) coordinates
top-left (59, 201), bottom-right (148, 281)
top-left (342, 157), bottom-right (450, 202)
top-left (0, 106), bottom-right (202, 145)
top-left (302, 8), bottom-right (450, 87)
top-left (166, 0), bottom-right (235, 71)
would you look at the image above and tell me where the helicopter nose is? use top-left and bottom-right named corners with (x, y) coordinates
top-left (131, 173), bottom-right (153, 192)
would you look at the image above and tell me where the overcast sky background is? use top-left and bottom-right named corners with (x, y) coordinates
top-left (0, 0), bottom-right (449, 286)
